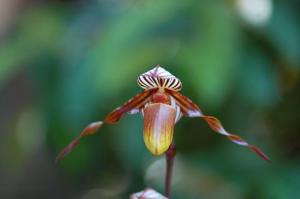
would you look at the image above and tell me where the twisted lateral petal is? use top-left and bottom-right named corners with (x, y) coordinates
top-left (55, 121), bottom-right (103, 163)
top-left (165, 89), bottom-right (202, 117)
top-left (202, 116), bottom-right (271, 162)
top-left (105, 89), bottom-right (157, 123)
top-left (56, 90), bottom-right (156, 162)
top-left (167, 89), bottom-right (271, 162)
top-left (143, 103), bottom-right (176, 155)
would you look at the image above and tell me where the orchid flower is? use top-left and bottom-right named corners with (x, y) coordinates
top-left (130, 188), bottom-right (168, 199)
top-left (56, 65), bottom-right (270, 197)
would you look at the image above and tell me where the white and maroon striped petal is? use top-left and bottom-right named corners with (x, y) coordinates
top-left (137, 66), bottom-right (182, 91)
top-left (143, 65), bottom-right (174, 78)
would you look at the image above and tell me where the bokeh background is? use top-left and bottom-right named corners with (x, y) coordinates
top-left (0, 0), bottom-right (299, 198)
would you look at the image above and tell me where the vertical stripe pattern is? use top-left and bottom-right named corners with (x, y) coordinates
top-left (137, 66), bottom-right (182, 91)
top-left (143, 103), bottom-right (176, 155)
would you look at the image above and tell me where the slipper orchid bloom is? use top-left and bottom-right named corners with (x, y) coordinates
top-left (56, 65), bottom-right (270, 162)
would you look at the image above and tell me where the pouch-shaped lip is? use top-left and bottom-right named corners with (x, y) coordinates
top-left (143, 103), bottom-right (176, 155)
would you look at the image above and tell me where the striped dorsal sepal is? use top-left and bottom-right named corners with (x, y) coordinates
top-left (137, 65), bottom-right (182, 91)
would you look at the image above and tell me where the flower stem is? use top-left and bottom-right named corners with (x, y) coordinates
top-left (165, 141), bottom-right (176, 198)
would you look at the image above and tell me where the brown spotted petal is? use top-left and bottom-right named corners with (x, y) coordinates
top-left (143, 103), bottom-right (176, 155)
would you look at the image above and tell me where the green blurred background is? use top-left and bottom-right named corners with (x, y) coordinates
top-left (0, 0), bottom-right (299, 198)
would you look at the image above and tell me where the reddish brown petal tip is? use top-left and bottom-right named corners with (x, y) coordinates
top-left (55, 121), bottom-right (104, 164)
top-left (55, 137), bottom-right (80, 164)
top-left (250, 145), bottom-right (272, 163)
top-left (82, 121), bottom-right (103, 136)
